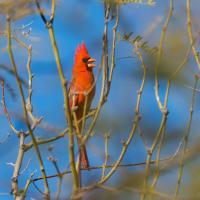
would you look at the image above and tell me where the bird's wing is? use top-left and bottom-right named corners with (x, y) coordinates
top-left (69, 79), bottom-right (79, 109)
top-left (69, 78), bottom-right (85, 109)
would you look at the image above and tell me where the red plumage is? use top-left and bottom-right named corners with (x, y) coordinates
top-left (69, 43), bottom-right (96, 169)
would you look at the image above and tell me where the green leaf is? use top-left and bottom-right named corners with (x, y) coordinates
top-left (123, 32), bottom-right (133, 40)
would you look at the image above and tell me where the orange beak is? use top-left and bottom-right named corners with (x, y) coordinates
top-left (87, 57), bottom-right (96, 68)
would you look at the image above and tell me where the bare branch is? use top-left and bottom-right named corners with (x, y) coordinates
top-left (1, 80), bottom-right (19, 135)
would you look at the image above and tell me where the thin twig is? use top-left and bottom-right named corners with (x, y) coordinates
top-left (11, 132), bottom-right (25, 198)
top-left (101, 133), bottom-right (110, 180)
top-left (19, 159), bottom-right (31, 175)
top-left (0, 132), bottom-right (11, 144)
top-left (169, 31), bottom-right (200, 81)
top-left (154, 0), bottom-right (173, 111)
top-left (0, 64), bottom-right (28, 88)
top-left (141, 54), bottom-right (170, 200)
top-left (76, 37), bottom-right (148, 198)
top-left (13, 36), bottom-right (43, 128)
top-left (81, 2), bottom-right (118, 149)
top-left (108, 5), bottom-right (119, 92)
top-left (125, 187), bottom-right (173, 200)
top-left (24, 110), bottom-right (96, 151)
top-left (48, 156), bottom-right (63, 200)
top-left (174, 75), bottom-right (199, 199)
top-left (6, 16), bottom-right (50, 199)
top-left (21, 170), bottom-right (36, 199)
top-left (186, 0), bottom-right (200, 70)
top-left (32, 157), bottom-right (172, 182)
top-left (34, 0), bottom-right (79, 192)
top-left (138, 126), bottom-right (149, 151)
top-left (1, 80), bottom-right (19, 135)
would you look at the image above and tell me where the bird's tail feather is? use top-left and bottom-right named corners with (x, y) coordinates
top-left (77, 135), bottom-right (90, 170)
top-left (80, 145), bottom-right (89, 170)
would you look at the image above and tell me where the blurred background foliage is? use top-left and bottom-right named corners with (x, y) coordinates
top-left (0, 0), bottom-right (200, 199)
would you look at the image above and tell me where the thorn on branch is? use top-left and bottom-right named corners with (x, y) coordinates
top-left (48, 156), bottom-right (57, 163)
top-left (121, 139), bottom-right (127, 147)
top-left (6, 162), bottom-right (15, 167)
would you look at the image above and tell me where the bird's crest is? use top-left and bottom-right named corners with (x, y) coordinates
top-left (74, 42), bottom-right (90, 62)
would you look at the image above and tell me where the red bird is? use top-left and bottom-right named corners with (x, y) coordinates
top-left (69, 43), bottom-right (96, 169)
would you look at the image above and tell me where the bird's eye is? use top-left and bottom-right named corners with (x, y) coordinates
top-left (82, 57), bottom-right (90, 63)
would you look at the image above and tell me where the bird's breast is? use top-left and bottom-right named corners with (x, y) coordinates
top-left (70, 72), bottom-right (95, 119)
top-left (74, 72), bottom-right (95, 92)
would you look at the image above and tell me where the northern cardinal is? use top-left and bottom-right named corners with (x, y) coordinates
top-left (69, 43), bottom-right (96, 169)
